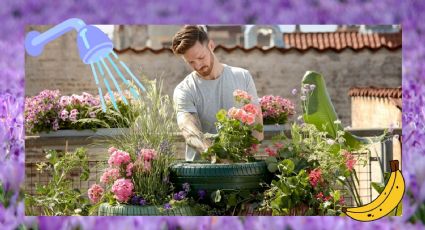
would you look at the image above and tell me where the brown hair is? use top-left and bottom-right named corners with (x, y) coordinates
top-left (171, 25), bottom-right (209, 54)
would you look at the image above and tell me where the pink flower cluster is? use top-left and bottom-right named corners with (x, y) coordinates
top-left (315, 192), bottom-right (345, 205)
top-left (92, 147), bottom-right (142, 204)
top-left (59, 92), bottom-right (100, 108)
top-left (308, 168), bottom-right (322, 188)
top-left (100, 168), bottom-right (120, 184)
top-left (108, 149), bottom-right (131, 167)
top-left (138, 149), bottom-right (158, 172)
top-left (88, 184), bottom-right (104, 203)
top-left (265, 142), bottom-right (284, 157)
top-left (343, 150), bottom-right (356, 172)
top-left (111, 178), bottom-right (134, 203)
top-left (233, 89), bottom-right (253, 103)
top-left (25, 90), bottom-right (106, 133)
top-left (25, 89), bottom-right (61, 131)
top-left (259, 95), bottom-right (295, 123)
top-left (228, 105), bottom-right (257, 125)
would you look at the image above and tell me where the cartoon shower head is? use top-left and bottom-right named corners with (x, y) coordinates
top-left (25, 18), bottom-right (113, 64)
top-left (25, 18), bottom-right (146, 112)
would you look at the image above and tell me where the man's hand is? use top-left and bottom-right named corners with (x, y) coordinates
top-left (177, 112), bottom-right (212, 154)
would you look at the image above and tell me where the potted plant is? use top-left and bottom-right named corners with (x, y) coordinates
top-left (92, 79), bottom-right (205, 216)
top-left (91, 147), bottom-right (204, 216)
top-left (259, 95), bottom-right (295, 132)
top-left (24, 89), bottom-right (135, 135)
top-left (258, 71), bottom-right (385, 216)
top-left (170, 90), bottom-right (272, 210)
top-left (261, 122), bottom-right (363, 216)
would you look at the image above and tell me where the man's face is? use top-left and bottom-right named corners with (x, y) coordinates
top-left (182, 41), bottom-right (215, 78)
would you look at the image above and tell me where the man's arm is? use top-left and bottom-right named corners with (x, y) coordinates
top-left (177, 112), bottom-right (212, 153)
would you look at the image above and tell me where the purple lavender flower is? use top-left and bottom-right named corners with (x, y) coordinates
top-left (173, 191), bottom-right (187, 201)
top-left (139, 199), bottom-right (146, 206)
top-left (164, 203), bottom-right (172, 210)
top-left (198, 189), bottom-right (207, 200)
top-left (130, 195), bottom-right (140, 205)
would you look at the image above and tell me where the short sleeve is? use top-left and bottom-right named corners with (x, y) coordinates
top-left (173, 85), bottom-right (197, 115)
top-left (244, 70), bottom-right (260, 105)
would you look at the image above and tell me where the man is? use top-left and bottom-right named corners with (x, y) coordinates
top-left (172, 25), bottom-right (264, 161)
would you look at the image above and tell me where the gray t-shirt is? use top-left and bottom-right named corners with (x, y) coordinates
top-left (173, 64), bottom-right (259, 161)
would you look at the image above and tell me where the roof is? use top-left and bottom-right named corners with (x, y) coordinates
top-left (348, 87), bottom-right (402, 98)
top-left (283, 31), bottom-right (401, 50)
top-left (114, 31), bottom-right (401, 54)
top-left (349, 87), bottom-right (402, 110)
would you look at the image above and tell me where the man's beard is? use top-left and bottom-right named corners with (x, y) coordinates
top-left (196, 51), bottom-right (215, 77)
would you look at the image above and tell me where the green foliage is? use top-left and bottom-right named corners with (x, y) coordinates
top-left (106, 79), bottom-right (177, 154)
top-left (205, 189), bottom-right (261, 216)
top-left (261, 123), bottom-right (360, 215)
top-left (301, 71), bottom-right (370, 151)
top-left (203, 109), bottom-right (261, 163)
top-left (101, 79), bottom-right (177, 205)
top-left (25, 148), bottom-right (91, 216)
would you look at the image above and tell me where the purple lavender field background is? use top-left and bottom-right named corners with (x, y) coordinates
top-left (1, 0), bottom-right (424, 229)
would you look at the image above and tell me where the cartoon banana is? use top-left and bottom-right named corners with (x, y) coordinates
top-left (342, 160), bottom-right (405, 221)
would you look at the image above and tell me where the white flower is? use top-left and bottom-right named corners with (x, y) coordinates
top-left (326, 139), bottom-right (335, 145)
top-left (334, 120), bottom-right (341, 125)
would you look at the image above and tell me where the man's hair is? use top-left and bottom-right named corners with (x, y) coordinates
top-left (172, 25), bottom-right (209, 54)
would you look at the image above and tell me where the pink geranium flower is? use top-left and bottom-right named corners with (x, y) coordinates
top-left (108, 149), bottom-right (131, 167)
top-left (233, 89), bottom-right (252, 104)
top-left (88, 184), bottom-right (104, 203)
top-left (126, 163), bottom-right (134, 177)
top-left (343, 150), bottom-right (356, 172)
top-left (111, 178), bottom-right (134, 203)
top-left (139, 149), bottom-right (157, 162)
top-left (308, 168), bottom-right (322, 188)
top-left (242, 104), bottom-right (259, 115)
top-left (265, 147), bottom-right (277, 157)
top-left (100, 168), bottom-right (120, 184)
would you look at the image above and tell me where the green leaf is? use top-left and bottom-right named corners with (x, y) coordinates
top-left (265, 157), bottom-right (278, 164)
top-left (326, 209), bottom-right (337, 216)
top-left (279, 159), bottom-right (295, 175)
top-left (301, 71), bottom-right (370, 150)
top-left (333, 190), bottom-right (341, 202)
top-left (371, 182), bottom-right (386, 194)
top-left (228, 193), bottom-right (237, 207)
top-left (267, 163), bottom-right (278, 173)
top-left (212, 190), bottom-right (222, 203)
top-left (216, 109), bottom-right (227, 122)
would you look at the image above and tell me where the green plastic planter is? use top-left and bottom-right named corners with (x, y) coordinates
top-left (170, 161), bottom-right (271, 194)
top-left (98, 203), bottom-right (205, 216)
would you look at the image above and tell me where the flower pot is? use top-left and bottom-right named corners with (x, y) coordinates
top-left (170, 161), bottom-right (272, 195)
top-left (98, 203), bottom-right (205, 216)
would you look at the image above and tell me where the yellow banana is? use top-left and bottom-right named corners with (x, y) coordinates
top-left (342, 160), bottom-right (405, 222)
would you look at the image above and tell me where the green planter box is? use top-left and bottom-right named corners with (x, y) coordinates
top-left (98, 203), bottom-right (205, 216)
top-left (170, 161), bottom-right (272, 194)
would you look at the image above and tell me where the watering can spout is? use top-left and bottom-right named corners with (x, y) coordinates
top-left (25, 18), bottom-right (113, 64)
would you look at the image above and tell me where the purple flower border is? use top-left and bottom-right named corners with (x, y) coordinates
top-left (1, 0), bottom-right (424, 229)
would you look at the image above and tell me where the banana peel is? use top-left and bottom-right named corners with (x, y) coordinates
top-left (301, 71), bottom-right (371, 151)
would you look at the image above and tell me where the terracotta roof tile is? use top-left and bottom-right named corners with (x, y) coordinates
top-left (348, 87), bottom-right (402, 98)
top-left (114, 31), bottom-right (401, 54)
